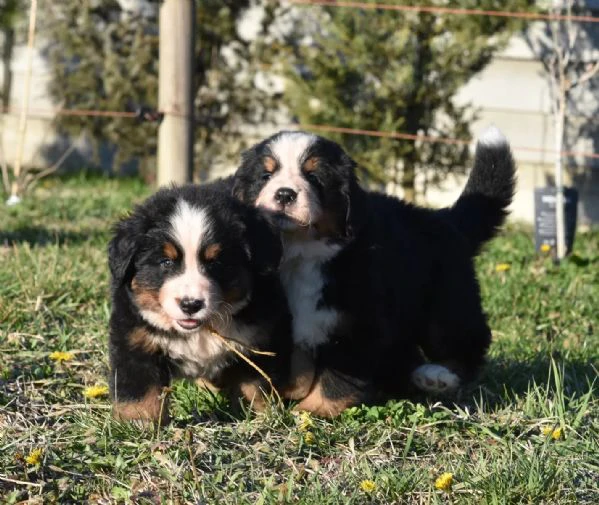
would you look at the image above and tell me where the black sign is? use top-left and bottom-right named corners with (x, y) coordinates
top-left (534, 187), bottom-right (578, 255)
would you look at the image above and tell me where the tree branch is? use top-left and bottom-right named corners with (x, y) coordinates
top-left (569, 60), bottom-right (599, 89)
top-left (22, 142), bottom-right (77, 193)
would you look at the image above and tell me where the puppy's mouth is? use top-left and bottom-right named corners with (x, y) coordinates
top-left (271, 211), bottom-right (309, 230)
top-left (176, 319), bottom-right (202, 331)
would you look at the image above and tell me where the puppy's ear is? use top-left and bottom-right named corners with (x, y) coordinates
top-left (340, 157), bottom-right (367, 239)
top-left (244, 208), bottom-right (282, 275)
top-left (233, 142), bottom-right (265, 203)
top-left (232, 176), bottom-right (246, 202)
top-left (108, 215), bottom-right (143, 288)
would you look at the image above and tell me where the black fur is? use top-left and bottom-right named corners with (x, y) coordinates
top-left (108, 181), bottom-right (292, 422)
top-left (445, 138), bottom-right (516, 255)
top-left (233, 131), bottom-right (516, 413)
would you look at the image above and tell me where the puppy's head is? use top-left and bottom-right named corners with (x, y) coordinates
top-left (233, 131), bottom-right (365, 241)
top-left (108, 185), bottom-right (281, 334)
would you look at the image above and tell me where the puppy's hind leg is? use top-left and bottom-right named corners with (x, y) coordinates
top-left (280, 347), bottom-right (316, 401)
top-left (415, 269), bottom-right (492, 395)
top-left (294, 368), bottom-right (371, 418)
top-left (411, 363), bottom-right (461, 394)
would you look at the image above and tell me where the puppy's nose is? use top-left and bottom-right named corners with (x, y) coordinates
top-left (179, 297), bottom-right (204, 315)
top-left (274, 187), bottom-right (298, 206)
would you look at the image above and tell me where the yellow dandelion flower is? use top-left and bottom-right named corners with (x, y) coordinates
top-left (495, 263), bottom-right (511, 272)
top-left (298, 411), bottom-right (314, 431)
top-left (542, 426), bottom-right (563, 440)
top-left (84, 385), bottom-right (109, 399)
top-left (435, 472), bottom-right (453, 492)
top-left (49, 351), bottom-right (74, 362)
top-left (360, 480), bottom-right (376, 493)
top-left (540, 243), bottom-right (552, 253)
top-left (303, 431), bottom-right (315, 445)
top-left (25, 448), bottom-right (43, 466)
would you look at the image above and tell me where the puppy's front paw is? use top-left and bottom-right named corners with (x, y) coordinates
top-left (411, 364), bottom-right (460, 394)
top-left (112, 386), bottom-right (170, 425)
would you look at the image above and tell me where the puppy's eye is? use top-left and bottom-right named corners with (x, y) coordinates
top-left (262, 172), bottom-right (272, 181)
top-left (159, 258), bottom-right (174, 269)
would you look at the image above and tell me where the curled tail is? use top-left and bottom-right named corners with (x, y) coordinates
top-left (448, 126), bottom-right (516, 255)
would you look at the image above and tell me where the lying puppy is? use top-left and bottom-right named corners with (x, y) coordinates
top-left (233, 127), bottom-right (515, 417)
top-left (108, 181), bottom-right (296, 423)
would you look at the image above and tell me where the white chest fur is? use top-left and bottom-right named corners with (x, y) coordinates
top-left (280, 240), bottom-right (342, 350)
top-left (147, 321), bottom-right (251, 378)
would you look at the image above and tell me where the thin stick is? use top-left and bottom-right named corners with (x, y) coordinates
top-left (185, 430), bottom-right (200, 482)
top-left (207, 326), bottom-right (276, 357)
top-left (0, 475), bottom-right (44, 488)
top-left (209, 329), bottom-right (282, 403)
top-left (24, 142), bottom-right (77, 193)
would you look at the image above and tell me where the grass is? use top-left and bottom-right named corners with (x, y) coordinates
top-left (1, 175), bottom-right (598, 504)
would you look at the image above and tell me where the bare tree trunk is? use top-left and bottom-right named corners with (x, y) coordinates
top-left (551, 0), bottom-right (568, 260)
top-left (8, 0), bottom-right (37, 204)
top-left (1, 26), bottom-right (14, 109)
top-left (554, 91), bottom-right (566, 260)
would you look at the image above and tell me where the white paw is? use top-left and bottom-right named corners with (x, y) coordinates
top-left (411, 364), bottom-right (460, 394)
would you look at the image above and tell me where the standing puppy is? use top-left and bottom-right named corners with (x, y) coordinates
top-left (233, 128), bottom-right (515, 417)
top-left (108, 182), bottom-right (293, 423)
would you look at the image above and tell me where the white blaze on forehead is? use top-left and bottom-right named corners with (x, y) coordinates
top-left (170, 200), bottom-right (211, 263)
top-left (256, 132), bottom-right (321, 226)
top-left (163, 200), bottom-right (213, 305)
top-left (269, 132), bottom-right (316, 176)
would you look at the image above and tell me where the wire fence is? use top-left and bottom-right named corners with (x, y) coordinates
top-left (289, 0), bottom-right (599, 23)
top-left (4, 107), bottom-right (599, 163)
top-left (2, 1), bottom-right (599, 169)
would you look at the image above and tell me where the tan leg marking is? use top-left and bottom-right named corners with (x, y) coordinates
top-left (281, 347), bottom-right (316, 401)
top-left (294, 380), bottom-right (356, 418)
top-left (113, 385), bottom-right (169, 425)
top-left (237, 381), bottom-right (268, 412)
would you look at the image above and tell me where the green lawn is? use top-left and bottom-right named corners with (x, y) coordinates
top-left (1, 176), bottom-right (597, 504)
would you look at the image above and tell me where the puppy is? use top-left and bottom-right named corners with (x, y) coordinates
top-left (233, 128), bottom-right (516, 417)
top-left (108, 181), bottom-right (294, 423)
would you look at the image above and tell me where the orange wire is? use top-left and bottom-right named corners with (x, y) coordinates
top-left (2, 104), bottom-right (598, 161)
top-left (288, 0), bottom-right (599, 23)
top-left (297, 123), bottom-right (599, 160)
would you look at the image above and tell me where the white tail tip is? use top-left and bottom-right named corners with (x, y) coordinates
top-left (478, 125), bottom-right (507, 147)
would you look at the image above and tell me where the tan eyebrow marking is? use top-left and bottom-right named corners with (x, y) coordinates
top-left (303, 156), bottom-right (319, 173)
top-left (263, 156), bottom-right (277, 173)
top-left (162, 242), bottom-right (178, 260)
top-left (203, 243), bottom-right (222, 261)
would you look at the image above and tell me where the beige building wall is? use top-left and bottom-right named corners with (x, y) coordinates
top-left (0, 40), bottom-right (67, 168)
top-left (420, 32), bottom-right (599, 226)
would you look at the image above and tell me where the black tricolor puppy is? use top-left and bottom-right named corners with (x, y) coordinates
top-left (108, 180), bottom-right (293, 423)
top-left (233, 127), bottom-right (516, 417)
